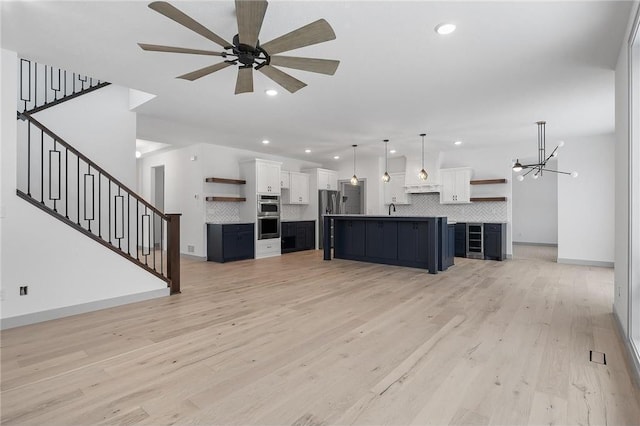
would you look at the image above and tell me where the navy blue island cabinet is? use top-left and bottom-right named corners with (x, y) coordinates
top-left (325, 215), bottom-right (445, 274)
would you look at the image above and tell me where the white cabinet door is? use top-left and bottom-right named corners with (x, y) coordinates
top-left (383, 173), bottom-right (409, 204)
top-left (280, 171), bottom-right (290, 189)
top-left (439, 168), bottom-right (471, 204)
top-left (455, 168), bottom-right (471, 203)
top-left (289, 172), bottom-right (310, 204)
top-left (318, 169), bottom-right (338, 191)
top-left (257, 161), bottom-right (281, 194)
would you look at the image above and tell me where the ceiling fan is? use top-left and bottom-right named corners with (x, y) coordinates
top-left (138, 1), bottom-right (340, 94)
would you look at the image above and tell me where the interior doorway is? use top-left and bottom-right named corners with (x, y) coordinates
top-left (340, 179), bottom-right (365, 214)
top-left (150, 165), bottom-right (165, 248)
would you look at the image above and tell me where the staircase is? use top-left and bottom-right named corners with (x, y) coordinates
top-left (15, 59), bottom-right (180, 294)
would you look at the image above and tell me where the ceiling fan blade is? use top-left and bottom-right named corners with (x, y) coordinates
top-left (235, 0), bottom-right (268, 48)
top-left (235, 67), bottom-right (254, 94)
top-left (148, 1), bottom-right (232, 49)
top-left (270, 55), bottom-right (339, 75)
top-left (261, 19), bottom-right (336, 55)
top-left (258, 65), bottom-right (306, 93)
top-left (138, 43), bottom-right (225, 56)
top-left (177, 62), bottom-right (232, 81)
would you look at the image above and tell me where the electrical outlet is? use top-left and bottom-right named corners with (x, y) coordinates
top-left (0, 289), bottom-right (5, 301)
top-left (187, 245), bottom-right (195, 253)
top-left (19, 286), bottom-right (28, 296)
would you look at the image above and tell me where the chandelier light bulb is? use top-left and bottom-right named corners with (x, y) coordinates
top-left (135, 151), bottom-right (142, 159)
top-left (552, 151), bottom-right (558, 157)
top-left (571, 171), bottom-right (579, 178)
top-left (512, 159), bottom-right (523, 172)
top-left (532, 173), bottom-right (539, 180)
top-left (350, 175), bottom-right (358, 185)
top-left (382, 172), bottom-right (391, 182)
top-left (419, 168), bottom-right (428, 180)
top-left (558, 140), bottom-right (565, 147)
top-left (516, 175), bottom-right (524, 182)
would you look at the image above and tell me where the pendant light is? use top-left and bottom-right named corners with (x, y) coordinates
top-left (382, 139), bottom-right (391, 182)
top-left (418, 133), bottom-right (428, 180)
top-left (350, 144), bottom-right (358, 185)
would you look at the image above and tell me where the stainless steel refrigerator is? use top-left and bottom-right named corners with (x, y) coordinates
top-left (318, 190), bottom-right (341, 249)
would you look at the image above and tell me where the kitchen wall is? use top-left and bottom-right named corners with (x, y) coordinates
top-left (512, 159), bottom-right (558, 245)
top-left (137, 142), bottom-right (320, 258)
top-left (557, 134), bottom-right (615, 266)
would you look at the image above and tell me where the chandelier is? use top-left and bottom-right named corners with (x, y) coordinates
top-left (513, 121), bottom-right (578, 181)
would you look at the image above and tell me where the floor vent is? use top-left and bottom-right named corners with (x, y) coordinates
top-left (589, 350), bottom-right (607, 365)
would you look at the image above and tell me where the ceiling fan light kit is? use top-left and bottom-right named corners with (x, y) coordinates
top-left (512, 121), bottom-right (578, 181)
top-left (139, 1), bottom-right (340, 95)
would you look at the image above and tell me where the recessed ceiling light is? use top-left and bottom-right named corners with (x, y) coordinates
top-left (435, 23), bottom-right (456, 35)
top-left (262, 139), bottom-right (270, 144)
top-left (135, 151), bottom-right (142, 158)
top-left (389, 149), bottom-right (396, 154)
top-left (265, 89), bottom-right (278, 96)
top-left (305, 149), bottom-right (311, 153)
top-left (333, 155), bottom-right (340, 160)
top-left (454, 140), bottom-right (462, 145)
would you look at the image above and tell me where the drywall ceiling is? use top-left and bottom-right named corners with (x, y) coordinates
top-left (1, 1), bottom-right (632, 166)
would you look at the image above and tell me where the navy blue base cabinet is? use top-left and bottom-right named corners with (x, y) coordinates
top-left (484, 223), bottom-right (507, 261)
top-left (207, 223), bottom-right (254, 263)
top-left (454, 223), bottom-right (467, 257)
top-left (281, 221), bottom-right (315, 253)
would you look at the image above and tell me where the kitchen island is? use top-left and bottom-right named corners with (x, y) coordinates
top-left (323, 215), bottom-right (451, 274)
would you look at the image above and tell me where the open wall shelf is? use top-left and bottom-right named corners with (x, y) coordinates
top-left (205, 196), bottom-right (246, 202)
top-left (470, 178), bottom-right (507, 185)
top-left (205, 177), bottom-right (246, 185)
top-left (470, 197), bottom-right (507, 202)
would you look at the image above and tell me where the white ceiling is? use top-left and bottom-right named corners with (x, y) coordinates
top-left (1, 1), bottom-right (632, 165)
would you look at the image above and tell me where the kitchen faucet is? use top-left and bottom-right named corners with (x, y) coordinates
top-left (388, 203), bottom-right (396, 216)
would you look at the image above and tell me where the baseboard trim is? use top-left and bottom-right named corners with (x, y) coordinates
top-left (181, 253), bottom-right (206, 261)
top-left (612, 308), bottom-right (640, 390)
top-left (513, 241), bottom-right (558, 247)
top-left (1, 288), bottom-right (170, 330)
top-left (557, 258), bottom-right (614, 268)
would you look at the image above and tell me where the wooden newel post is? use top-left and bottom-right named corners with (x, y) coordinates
top-left (166, 213), bottom-right (181, 294)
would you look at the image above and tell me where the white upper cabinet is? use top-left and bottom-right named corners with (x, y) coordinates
top-left (284, 172), bottom-right (310, 204)
top-left (383, 173), bottom-right (410, 205)
top-left (280, 171), bottom-right (290, 189)
top-left (256, 160), bottom-right (281, 195)
top-left (317, 169), bottom-right (338, 191)
top-left (439, 167), bottom-right (472, 204)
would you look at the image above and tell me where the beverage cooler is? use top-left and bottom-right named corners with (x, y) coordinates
top-left (466, 223), bottom-right (484, 259)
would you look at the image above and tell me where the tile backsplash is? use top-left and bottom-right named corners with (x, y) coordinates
top-left (205, 201), bottom-right (241, 223)
top-left (394, 193), bottom-right (508, 222)
top-left (205, 201), bottom-right (310, 223)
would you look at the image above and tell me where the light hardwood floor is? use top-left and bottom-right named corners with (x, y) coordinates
top-left (1, 248), bottom-right (639, 425)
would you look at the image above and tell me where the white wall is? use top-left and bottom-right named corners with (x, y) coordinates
top-left (558, 134), bottom-right (615, 265)
top-left (512, 160), bottom-right (558, 244)
top-left (34, 84), bottom-right (137, 188)
top-left (615, 32), bottom-right (631, 334)
top-left (137, 142), bottom-right (320, 258)
top-left (1, 49), bottom-right (167, 324)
